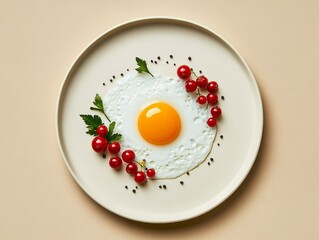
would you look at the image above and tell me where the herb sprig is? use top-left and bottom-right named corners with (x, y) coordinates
top-left (135, 57), bottom-right (154, 77)
top-left (90, 94), bottom-right (111, 122)
top-left (80, 94), bottom-right (122, 142)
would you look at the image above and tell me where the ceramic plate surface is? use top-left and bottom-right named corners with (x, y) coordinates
top-left (56, 17), bottom-right (263, 223)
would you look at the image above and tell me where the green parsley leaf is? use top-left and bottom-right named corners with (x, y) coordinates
top-left (135, 57), bottom-right (154, 77)
top-left (106, 122), bottom-right (115, 139)
top-left (108, 133), bottom-right (122, 142)
top-left (80, 114), bottom-right (103, 136)
top-left (104, 122), bottom-right (122, 142)
top-left (93, 94), bottom-right (104, 111)
top-left (90, 94), bottom-right (111, 122)
top-left (86, 129), bottom-right (97, 136)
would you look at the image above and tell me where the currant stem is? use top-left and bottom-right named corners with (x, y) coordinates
top-left (192, 70), bottom-right (198, 77)
top-left (135, 160), bottom-right (146, 169)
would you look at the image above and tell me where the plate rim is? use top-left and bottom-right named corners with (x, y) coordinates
top-left (55, 16), bottom-right (264, 223)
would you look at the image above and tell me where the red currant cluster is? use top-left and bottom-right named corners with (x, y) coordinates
top-left (91, 125), bottom-right (155, 184)
top-left (177, 65), bottom-right (222, 127)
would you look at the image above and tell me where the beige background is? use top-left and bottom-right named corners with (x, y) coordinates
top-left (1, 0), bottom-right (319, 239)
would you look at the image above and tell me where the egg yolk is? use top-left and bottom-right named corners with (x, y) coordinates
top-left (138, 102), bottom-right (181, 145)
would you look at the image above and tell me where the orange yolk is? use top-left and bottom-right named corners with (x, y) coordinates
top-left (138, 102), bottom-right (181, 145)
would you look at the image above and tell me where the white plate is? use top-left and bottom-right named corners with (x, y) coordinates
top-left (56, 17), bottom-right (263, 223)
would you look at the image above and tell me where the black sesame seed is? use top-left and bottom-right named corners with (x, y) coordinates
top-left (217, 143), bottom-right (220, 146)
top-left (187, 172), bottom-right (190, 176)
top-left (199, 70), bottom-right (202, 74)
top-left (169, 55), bottom-right (173, 59)
top-left (180, 181), bottom-right (184, 185)
top-left (125, 186), bottom-right (128, 189)
top-left (157, 56), bottom-right (161, 60)
top-left (151, 60), bottom-right (154, 63)
top-left (173, 63), bottom-right (176, 66)
top-left (163, 185), bottom-right (167, 189)
top-left (166, 61), bottom-right (169, 64)
top-left (210, 157), bottom-right (214, 162)
top-left (110, 79), bottom-right (113, 83)
top-left (135, 186), bottom-right (138, 189)
top-left (220, 135), bottom-right (224, 139)
top-left (188, 56), bottom-right (192, 61)
top-left (154, 61), bottom-right (157, 64)
top-left (127, 68), bottom-right (129, 71)
top-left (102, 83), bottom-right (105, 86)
top-left (159, 185), bottom-right (162, 189)
top-left (132, 189), bottom-right (136, 194)
top-left (221, 96), bottom-right (225, 100)
top-left (102, 154), bottom-right (106, 159)
top-left (208, 162), bottom-right (211, 166)
top-left (120, 73), bottom-right (124, 77)
top-left (112, 75), bottom-right (115, 79)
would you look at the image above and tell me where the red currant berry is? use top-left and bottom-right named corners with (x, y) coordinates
top-left (197, 95), bottom-right (207, 105)
top-left (207, 81), bottom-right (218, 93)
top-left (121, 150), bottom-right (135, 163)
top-left (91, 136), bottom-right (108, 153)
top-left (177, 65), bottom-right (191, 80)
top-left (109, 156), bottom-right (122, 169)
top-left (211, 106), bottom-right (222, 118)
top-left (134, 171), bottom-right (147, 184)
top-left (196, 76), bottom-right (208, 88)
top-left (146, 168), bottom-right (156, 178)
top-left (96, 125), bottom-right (108, 137)
top-left (126, 163), bottom-right (138, 175)
top-left (185, 80), bottom-right (197, 92)
top-left (207, 117), bottom-right (217, 127)
top-left (108, 142), bottom-right (121, 154)
top-left (207, 93), bottom-right (218, 105)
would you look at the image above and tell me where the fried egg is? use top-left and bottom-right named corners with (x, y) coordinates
top-left (103, 72), bottom-right (216, 179)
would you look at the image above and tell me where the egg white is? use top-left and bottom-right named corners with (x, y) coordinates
top-left (103, 72), bottom-right (216, 179)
